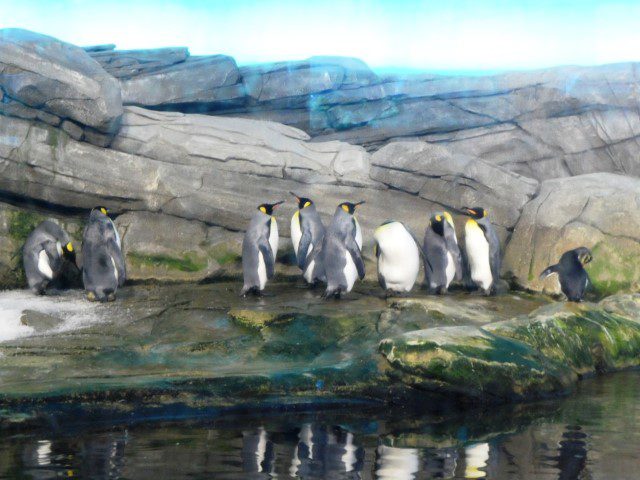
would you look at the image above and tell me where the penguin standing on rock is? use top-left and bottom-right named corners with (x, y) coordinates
top-left (462, 207), bottom-right (500, 295)
top-left (241, 201), bottom-right (283, 296)
top-left (374, 221), bottom-right (420, 294)
top-left (82, 207), bottom-right (126, 302)
top-left (423, 212), bottom-right (462, 294)
top-left (540, 247), bottom-right (592, 302)
top-left (290, 193), bottom-right (326, 285)
top-left (322, 201), bottom-right (366, 299)
top-left (23, 220), bottom-right (77, 294)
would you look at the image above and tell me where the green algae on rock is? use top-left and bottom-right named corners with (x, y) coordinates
top-left (380, 294), bottom-right (640, 402)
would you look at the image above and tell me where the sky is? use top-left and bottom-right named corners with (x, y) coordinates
top-left (1, 0), bottom-right (639, 73)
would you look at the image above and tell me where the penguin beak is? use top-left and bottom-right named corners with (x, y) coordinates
top-left (354, 201), bottom-right (365, 208)
top-left (461, 207), bottom-right (476, 216)
top-left (289, 192), bottom-right (300, 201)
top-left (272, 201), bottom-right (284, 209)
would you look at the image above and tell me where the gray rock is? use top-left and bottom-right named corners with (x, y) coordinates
top-left (60, 120), bottom-right (83, 141)
top-left (115, 211), bottom-right (242, 282)
top-left (89, 47), bottom-right (189, 78)
top-left (371, 141), bottom-right (539, 235)
top-left (120, 55), bottom-right (241, 107)
top-left (0, 28), bottom-right (122, 132)
top-left (503, 173), bottom-right (640, 294)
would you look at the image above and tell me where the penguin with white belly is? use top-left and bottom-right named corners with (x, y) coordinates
top-left (241, 201), bottom-right (283, 296)
top-left (462, 206), bottom-right (501, 295)
top-left (322, 201), bottom-right (365, 299)
top-left (290, 193), bottom-right (326, 285)
top-left (374, 221), bottom-right (420, 294)
top-left (82, 207), bottom-right (126, 302)
top-left (423, 212), bottom-right (462, 294)
top-left (22, 220), bottom-right (77, 294)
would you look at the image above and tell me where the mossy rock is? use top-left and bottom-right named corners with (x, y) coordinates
top-left (380, 294), bottom-right (640, 402)
top-left (228, 309), bottom-right (293, 329)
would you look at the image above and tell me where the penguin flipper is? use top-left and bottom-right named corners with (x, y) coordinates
top-left (106, 238), bottom-right (127, 287)
top-left (539, 264), bottom-right (559, 280)
top-left (346, 237), bottom-right (365, 280)
top-left (296, 229), bottom-right (312, 271)
top-left (258, 239), bottom-right (275, 279)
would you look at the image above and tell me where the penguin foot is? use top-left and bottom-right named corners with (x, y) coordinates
top-left (107, 293), bottom-right (116, 302)
top-left (322, 289), bottom-right (342, 300)
top-left (86, 291), bottom-right (97, 302)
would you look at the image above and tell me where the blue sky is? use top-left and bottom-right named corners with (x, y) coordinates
top-left (2, 0), bottom-right (639, 72)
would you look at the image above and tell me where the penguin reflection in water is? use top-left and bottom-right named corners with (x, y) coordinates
top-left (322, 201), bottom-right (366, 299)
top-left (290, 193), bottom-right (326, 285)
top-left (462, 207), bottom-right (501, 295)
top-left (374, 221), bottom-right (421, 295)
top-left (540, 247), bottom-right (593, 302)
top-left (241, 201), bottom-right (283, 296)
top-left (23, 220), bottom-right (77, 294)
top-left (83, 207), bottom-right (126, 302)
top-left (423, 212), bottom-right (462, 294)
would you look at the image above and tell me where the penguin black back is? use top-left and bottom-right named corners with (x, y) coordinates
top-left (540, 247), bottom-right (592, 302)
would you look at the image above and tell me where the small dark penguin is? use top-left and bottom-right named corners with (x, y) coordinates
top-left (22, 220), bottom-right (77, 294)
top-left (322, 201), bottom-right (365, 299)
top-left (539, 247), bottom-right (593, 302)
top-left (423, 212), bottom-right (462, 294)
top-left (290, 193), bottom-right (326, 285)
top-left (82, 207), bottom-right (126, 302)
top-left (241, 201), bottom-right (283, 296)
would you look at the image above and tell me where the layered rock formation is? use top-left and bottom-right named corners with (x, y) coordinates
top-left (1, 28), bottom-right (640, 294)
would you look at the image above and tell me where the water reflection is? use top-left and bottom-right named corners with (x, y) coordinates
top-left (0, 372), bottom-right (638, 479)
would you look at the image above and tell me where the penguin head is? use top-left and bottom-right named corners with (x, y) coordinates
top-left (93, 206), bottom-right (109, 217)
top-left (339, 201), bottom-right (365, 215)
top-left (430, 213), bottom-right (445, 236)
top-left (463, 207), bottom-right (487, 220)
top-left (290, 192), bottom-right (313, 210)
top-left (575, 247), bottom-right (593, 265)
top-left (63, 241), bottom-right (77, 265)
top-left (258, 201), bottom-right (284, 216)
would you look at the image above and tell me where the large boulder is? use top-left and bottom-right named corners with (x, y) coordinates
top-left (380, 294), bottom-right (640, 402)
top-left (370, 141), bottom-right (539, 238)
top-left (0, 29), bottom-right (122, 132)
top-left (503, 173), bottom-right (640, 295)
top-left (114, 211), bottom-right (242, 282)
top-left (120, 55), bottom-right (242, 108)
top-left (88, 47), bottom-right (189, 79)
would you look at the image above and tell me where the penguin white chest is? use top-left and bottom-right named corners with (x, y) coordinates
top-left (343, 250), bottom-right (358, 292)
top-left (465, 222), bottom-right (492, 290)
top-left (37, 249), bottom-right (54, 279)
top-left (257, 218), bottom-right (278, 291)
top-left (376, 225), bottom-right (420, 292)
top-left (290, 212), bottom-right (302, 257)
top-left (445, 251), bottom-right (456, 288)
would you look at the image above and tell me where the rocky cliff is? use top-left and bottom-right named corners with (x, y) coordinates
top-left (1, 28), bottom-right (639, 294)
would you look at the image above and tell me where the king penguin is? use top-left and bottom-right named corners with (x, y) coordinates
top-left (462, 206), bottom-right (500, 295)
top-left (322, 201), bottom-right (365, 299)
top-left (423, 212), bottom-right (463, 294)
top-left (241, 201), bottom-right (283, 296)
top-left (290, 193), bottom-right (326, 285)
top-left (22, 220), bottom-right (77, 294)
top-left (540, 247), bottom-right (592, 302)
top-left (82, 207), bottom-right (126, 302)
top-left (374, 220), bottom-right (420, 294)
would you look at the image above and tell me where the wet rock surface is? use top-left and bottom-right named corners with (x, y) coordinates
top-left (5, 281), bottom-right (638, 408)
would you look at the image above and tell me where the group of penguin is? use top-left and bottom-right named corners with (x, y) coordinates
top-left (23, 207), bottom-right (125, 302)
top-left (241, 193), bottom-right (594, 301)
top-left (21, 197), bottom-right (593, 303)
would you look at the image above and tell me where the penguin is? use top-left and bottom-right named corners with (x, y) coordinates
top-left (22, 220), bottom-right (77, 294)
top-left (423, 212), bottom-right (463, 294)
top-left (241, 201), bottom-right (283, 296)
top-left (82, 207), bottom-right (126, 302)
top-left (322, 201), bottom-right (365, 299)
top-left (462, 206), bottom-right (501, 295)
top-left (539, 247), bottom-right (592, 302)
top-left (374, 221), bottom-right (420, 294)
top-left (290, 192), bottom-right (326, 285)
